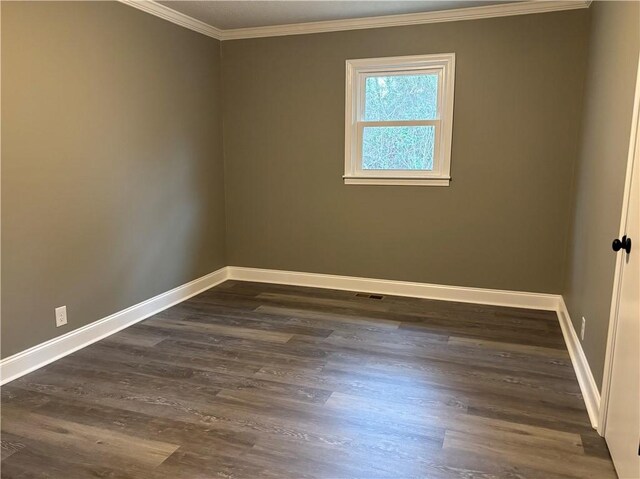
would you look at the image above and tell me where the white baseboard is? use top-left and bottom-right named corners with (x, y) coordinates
top-left (557, 297), bottom-right (601, 430)
top-left (1, 264), bottom-right (600, 435)
top-left (228, 266), bottom-right (601, 431)
top-left (227, 266), bottom-right (561, 311)
top-left (0, 267), bottom-right (229, 385)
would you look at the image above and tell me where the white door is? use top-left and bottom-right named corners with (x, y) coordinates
top-left (604, 107), bottom-right (640, 479)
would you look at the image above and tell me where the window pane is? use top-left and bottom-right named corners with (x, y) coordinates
top-left (364, 74), bottom-right (438, 121)
top-left (362, 126), bottom-right (435, 170)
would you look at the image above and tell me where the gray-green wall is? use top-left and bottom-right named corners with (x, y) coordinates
top-left (222, 10), bottom-right (588, 293)
top-left (5, 2), bottom-right (616, 362)
top-left (563, 0), bottom-right (640, 390)
top-left (1, 1), bottom-right (226, 357)
top-left (221, 10), bottom-right (590, 293)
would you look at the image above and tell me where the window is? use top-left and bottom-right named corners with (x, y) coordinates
top-left (344, 53), bottom-right (455, 186)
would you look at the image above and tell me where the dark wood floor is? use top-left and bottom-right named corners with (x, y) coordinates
top-left (1, 281), bottom-right (616, 478)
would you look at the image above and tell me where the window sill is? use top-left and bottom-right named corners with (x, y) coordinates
top-left (343, 176), bottom-right (450, 186)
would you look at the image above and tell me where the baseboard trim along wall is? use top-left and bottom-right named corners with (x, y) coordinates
top-left (556, 297), bottom-right (601, 430)
top-left (0, 264), bottom-right (601, 433)
top-left (0, 267), bottom-right (228, 386)
top-left (227, 266), bottom-right (561, 310)
top-left (227, 267), bottom-right (601, 431)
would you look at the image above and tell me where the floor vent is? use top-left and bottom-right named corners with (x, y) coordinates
top-left (355, 293), bottom-right (384, 300)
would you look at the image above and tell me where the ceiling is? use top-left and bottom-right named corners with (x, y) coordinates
top-left (158, 1), bottom-right (519, 30)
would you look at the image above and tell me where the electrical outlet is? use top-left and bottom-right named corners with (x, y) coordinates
top-left (55, 306), bottom-right (67, 327)
top-left (580, 316), bottom-right (586, 341)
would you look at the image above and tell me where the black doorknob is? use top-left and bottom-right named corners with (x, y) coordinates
top-left (612, 235), bottom-right (632, 254)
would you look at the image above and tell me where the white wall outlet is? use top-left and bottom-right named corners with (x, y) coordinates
top-left (580, 316), bottom-right (586, 341)
top-left (55, 306), bottom-right (67, 327)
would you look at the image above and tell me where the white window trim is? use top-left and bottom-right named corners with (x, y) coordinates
top-left (344, 53), bottom-right (456, 186)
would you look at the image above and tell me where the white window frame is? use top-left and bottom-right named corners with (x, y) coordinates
top-left (344, 53), bottom-right (456, 186)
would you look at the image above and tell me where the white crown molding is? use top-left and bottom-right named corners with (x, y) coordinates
top-left (0, 267), bottom-right (229, 385)
top-left (117, 0), bottom-right (223, 40)
top-left (557, 297), bottom-right (601, 431)
top-left (220, 1), bottom-right (590, 40)
top-left (118, 0), bottom-right (590, 42)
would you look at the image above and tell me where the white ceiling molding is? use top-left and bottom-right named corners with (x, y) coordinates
top-left (119, 0), bottom-right (591, 42)
top-left (118, 0), bottom-right (223, 39)
top-left (219, 1), bottom-right (591, 40)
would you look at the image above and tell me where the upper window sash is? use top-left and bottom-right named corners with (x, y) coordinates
top-left (357, 68), bottom-right (444, 122)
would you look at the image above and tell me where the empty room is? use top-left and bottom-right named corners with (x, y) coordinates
top-left (1, 0), bottom-right (639, 477)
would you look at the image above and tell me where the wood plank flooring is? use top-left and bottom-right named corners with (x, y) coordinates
top-left (0, 281), bottom-right (616, 478)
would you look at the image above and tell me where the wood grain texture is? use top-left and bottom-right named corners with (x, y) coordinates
top-left (0, 280), bottom-right (615, 478)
